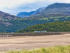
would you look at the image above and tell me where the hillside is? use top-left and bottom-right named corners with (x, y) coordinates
top-left (18, 21), bottom-right (70, 32)
top-left (0, 11), bottom-right (47, 32)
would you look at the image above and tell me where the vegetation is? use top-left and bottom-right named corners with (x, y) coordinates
top-left (1, 3), bottom-right (70, 32)
top-left (1, 16), bottom-right (70, 32)
top-left (18, 21), bottom-right (70, 32)
top-left (7, 45), bottom-right (70, 53)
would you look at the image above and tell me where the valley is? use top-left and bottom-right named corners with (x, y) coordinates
top-left (0, 1), bottom-right (70, 53)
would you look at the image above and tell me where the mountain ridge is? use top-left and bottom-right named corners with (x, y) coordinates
top-left (17, 3), bottom-right (70, 18)
top-left (0, 3), bottom-right (70, 32)
top-left (17, 7), bottom-right (45, 18)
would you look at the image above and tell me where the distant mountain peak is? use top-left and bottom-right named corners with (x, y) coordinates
top-left (17, 7), bottom-right (45, 18)
top-left (47, 3), bottom-right (70, 9)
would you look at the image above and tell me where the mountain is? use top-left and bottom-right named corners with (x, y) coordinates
top-left (0, 11), bottom-right (17, 20)
top-left (17, 3), bottom-right (70, 33)
top-left (0, 11), bottom-right (18, 26)
top-left (24, 3), bottom-right (70, 19)
top-left (41, 3), bottom-right (70, 17)
top-left (17, 7), bottom-right (45, 18)
top-left (1, 3), bottom-right (70, 32)
top-left (17, 3), bottom-right (70, 18)
top-left (0, 11), bottom-right (21, 32)
top-left (0, 11), bottom-right (49, 32)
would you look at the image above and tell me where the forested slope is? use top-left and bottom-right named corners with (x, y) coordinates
top-left (18, 21), bottom-right (70, 32)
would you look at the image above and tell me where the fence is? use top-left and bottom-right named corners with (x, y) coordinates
top-left (0, 32), bottom-right (69, 37)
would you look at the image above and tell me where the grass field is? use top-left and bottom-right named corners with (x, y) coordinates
top-left (7, 45), bottom-right (70, 53)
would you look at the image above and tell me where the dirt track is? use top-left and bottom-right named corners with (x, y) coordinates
top-left (0, 34), bottom-right (70, 52)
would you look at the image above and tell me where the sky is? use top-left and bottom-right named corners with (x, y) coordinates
top-left (0, 0), bottom-right (70, 15)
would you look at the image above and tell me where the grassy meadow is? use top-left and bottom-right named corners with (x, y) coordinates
top-left (7, 45), bottom-right (70, 53)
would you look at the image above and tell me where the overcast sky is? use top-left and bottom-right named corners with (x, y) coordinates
top-left (0, 0), bottom-right (70, 15)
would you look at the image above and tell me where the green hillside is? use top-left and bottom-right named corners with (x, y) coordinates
top-left (18, 21), bottom-right (70, 33)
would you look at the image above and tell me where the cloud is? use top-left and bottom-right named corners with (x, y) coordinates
top-left (47, 0), bottom-right (70, 3)
top-left (0, 0), bottom-right (35, 8)
top-left (0, 0), bottom-right (47, 8)
top-left (0, 0), bottom-right (47, 15)
top-left (0, 0), bottom-right (70, 15)
top-left (56, 0), bottom-right (70, 3)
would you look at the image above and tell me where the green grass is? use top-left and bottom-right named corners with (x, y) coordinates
top-left (7, 45), bottom-right (70, 53)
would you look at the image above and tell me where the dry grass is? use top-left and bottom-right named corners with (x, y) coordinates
top-left (0, 34), bottom-right (70, 52)
top-left (7, 45), bottom-right (70, 53)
